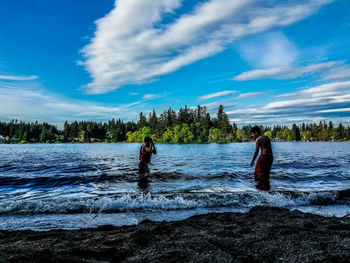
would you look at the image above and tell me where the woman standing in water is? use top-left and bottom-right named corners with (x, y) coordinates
top-left (138, 137), bottom-right (157, 177)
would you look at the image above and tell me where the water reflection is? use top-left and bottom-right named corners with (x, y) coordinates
top-left (255, 176), bottom-right (271, 191)
top-left (138, 176), bottom-right (150, 194)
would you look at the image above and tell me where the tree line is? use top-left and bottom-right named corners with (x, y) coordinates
top-left (0, 105), bottom-right (349, 143)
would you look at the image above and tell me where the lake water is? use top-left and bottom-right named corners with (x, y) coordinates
top-left (0, 142), bottom-right (349, 231)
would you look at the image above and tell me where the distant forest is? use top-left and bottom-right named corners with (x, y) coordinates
top-left (0, 105), bottom-right (349, 143)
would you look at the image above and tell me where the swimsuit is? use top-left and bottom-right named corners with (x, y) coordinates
top-left (254, 154), bottom-right (273, 180)
top-left (139, 145), bottom-right (151, 175)
top-left (139, 145), bottom-right (151, 163)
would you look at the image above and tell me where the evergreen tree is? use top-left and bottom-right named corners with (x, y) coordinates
top-left (137, 112), bottom-right (148, 129)
top-left (329, 121), bottom-right (334, 130)
top-left (0, 107), bottom-right (348, 144)
top-left (217, 105), bottom-right (231, 140)
top-left (291, 123), bottom-right (301, 141)
top-left (149, 109), bottom-right (158, 135)
top-left (336, 123), bottom-right (345, 140)
top-left (62, 121), bottom-right (69, 140)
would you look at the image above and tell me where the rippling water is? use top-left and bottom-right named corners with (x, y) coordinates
top-left (0, 142), bottom-right (349, 230)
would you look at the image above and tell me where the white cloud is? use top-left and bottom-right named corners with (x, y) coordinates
top-left (233, 61), bottom-right (339, 81)
top-left (81, 0), bottom-right (333, 94)
top-left (226, 108), bottom-right (259, 115)
top-left (0, 75), bottom-right (38, 81)
top-left (324, 65), bottom-right (350, 80)
top-left (129, 92), bottom-right (139, 96)
top-left (225, 81), bottom-right (350, 125)
top-left (233, 60), bottom-right (350, 82)
top-left (230, 118), bottom-right (244, 122)
top-left (0, 82), bottom-right (144, 127)
top-left (237, 92), bottom-right (264, 99)
top-left (237, 32), bottom-right (299, 69)
top-left (198, 100), bottom-right (237, 113)
top-left (318, 108), bottom-right (350, 113)
top-left (198, 90), bottom-right (237, 101)
top-left (279, 81), bottom-right (350, 99)
top-left (143, 94), bottom-right (158, 100)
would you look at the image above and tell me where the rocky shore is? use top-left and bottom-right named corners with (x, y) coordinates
top-left (0, 207), bottom-right (349, 262)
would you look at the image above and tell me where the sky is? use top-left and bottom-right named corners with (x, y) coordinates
top-left (0, 0), bottom-right (350, 127)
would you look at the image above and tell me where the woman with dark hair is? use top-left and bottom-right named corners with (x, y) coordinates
top-left (138, 136), bottom-right (157, 177)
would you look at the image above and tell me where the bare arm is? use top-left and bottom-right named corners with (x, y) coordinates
top-left (152, 143), bottom-right (157, 154)
top-left (250, 139), bottom-right (260, 167)
top-left (144, 142), bottom-right (156, 154)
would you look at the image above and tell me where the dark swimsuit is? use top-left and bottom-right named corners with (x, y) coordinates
top-left (139, 146), bottom-right (151, 163)
top-left (139, 146), bottom-right (151, 175)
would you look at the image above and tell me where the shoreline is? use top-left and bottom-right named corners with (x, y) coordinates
top-left (1, 207), bottom-right (349, 262)
top-left (1, 140), bottom-right (350, 145)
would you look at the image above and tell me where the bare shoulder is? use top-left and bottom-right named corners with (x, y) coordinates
top-left (256, 136), bottom-right (263, 143)
top-left (260, 135), bottom-right (269, 143)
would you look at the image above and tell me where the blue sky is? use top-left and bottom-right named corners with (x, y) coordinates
top-left (0, 0), bottom-right (350, 127)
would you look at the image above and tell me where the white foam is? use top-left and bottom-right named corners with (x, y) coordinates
top-left (0, 190), bottom-right (340, 215)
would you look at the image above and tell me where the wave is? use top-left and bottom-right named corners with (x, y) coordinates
top-left (0, 172), bottom-right (246, 189)
top-left (0, 189), bottom-right (348, 215)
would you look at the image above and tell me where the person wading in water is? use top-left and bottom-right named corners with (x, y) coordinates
top-left (250, 126), bottom-right (273, 191)
top-left (138, 137), bottom-right (157, 177)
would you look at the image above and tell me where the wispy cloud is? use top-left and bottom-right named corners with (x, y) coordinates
top-left (225, 81), bottom-right (350, 125)
top-left (81, 0), bottom-right (333, 94)
top-left (318, 108), bottom-right (350, 113)
top-left (0, 82), bottom-right (145, 127)
top-left (324, 65), bottom-right (350, 80)
top-left (237, 92), bottom-right (264, 99)
top-left (198, 100), bottom-right (237, 113)
top-left (233, 61), bottom-right (338, 81)
top-left (0, 75), bottom-right (39, 81)
top-left (237, 32), bottom-right (299, 69)
top-left (276, 81), bottom-right (350, 99)
top-left (142, 94), bottom-right (158, 100)
top-left (198, 90), bottom-right (237, 101)
top-left (233, 60), bottom-right (350, 82)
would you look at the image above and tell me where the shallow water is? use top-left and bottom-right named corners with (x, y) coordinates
top-left (0, 142), bottom-right (349, 230)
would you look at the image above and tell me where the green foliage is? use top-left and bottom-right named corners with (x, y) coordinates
top-left (0, 110), bottom-right (349, 144)
top-left (162, 128), bottom-right (174, 143)
top-left (126, 127), bottom-right (151, 142)
top-left (282, 128), bottom-right (292, 141)
top-left (78, 130), bottom-right (86, 143)
top-left (264, 130), bottom-right (272, 140)
top-left (179, 124), bottom-right (194, 143)
top-left (302, 130), bottom-right (311, 141)
top-left (235, 129), bottom-right (247, 142)
top-left (173, 124), bottom-right (182, 143)
top-left (208, 128), bottom-right (221, 142)
top-left (22, 131), bottom-right (27, 142)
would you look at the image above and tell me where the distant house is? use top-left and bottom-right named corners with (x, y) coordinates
top-left (90, 138), bottom-right (102, 143)
top-left (9, 138), bottom-right (19, 143)
top-left (29, 138), bottom-right (39, 143)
